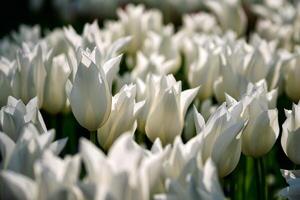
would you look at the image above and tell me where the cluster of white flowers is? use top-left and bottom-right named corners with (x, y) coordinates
top-left (1, 1), bottom-right (300, 199)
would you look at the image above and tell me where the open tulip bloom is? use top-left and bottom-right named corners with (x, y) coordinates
top-left (2, 1), bottom-right (300, 200)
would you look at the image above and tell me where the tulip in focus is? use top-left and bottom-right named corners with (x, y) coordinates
top-left (66, 48), bottom-right (121, 131)
top-left (142, 74), bottom-right (199, 145)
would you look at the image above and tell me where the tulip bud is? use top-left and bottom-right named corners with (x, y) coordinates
top-left (187, 46), bottom-right (220, 100)
top-left (66, 48), bottom-right (121, 131)
top-left (194, 103), bottom-right (245, 177)
top-left (241, 97), bottom-right (279, 157)
top-left (0, 58), bottom-right (14, 107)
top-left (204, 0), bottom-right (247, 36)
top-left (284, 52), bottom-right (300, 102)
top-left (43, 54), bottom-right (71, 114)
top-left (0, 97), bottom-right (47, 141)
top-left (144, 74), bottom-right (199, 145)
top-left (281, 102), bottom-right (300, 164)
top-left (11, 44), bottom-right (46, 108)
top-left (97, 84), bottom-right (144, 150)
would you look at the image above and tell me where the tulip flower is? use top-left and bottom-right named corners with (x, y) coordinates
top-left (97, 84), bottom-right (144, 150)
top-left (112, 4), bottom-right (163, 55)
top-left (225, 81), bottom-right (279, 157)
top-left (0, 97), bottom-right (47, 141)
top-left (11, 44), bottom-right (46, 108)
top-left (0, 58), bottom-right (14, 107)
top-left (0, 151), bottom-right (81, 200)
top-left (142, 26), bottom-right (181, 74)
top-left (182, 12), bottom-right (221, 34)
top-left (155, 159), bottom-right (225, 200)
top-left (142, 74), bottom-right (199, 145)
top-left (284, 50), bottom-right (300, 102)
top-left (194, 102), bottom-right (245, 177)
top-left (187, 46), bottom-right (221, 100)
top-left (204, 0), bottom-right (247, 36)
top-left (43, 54), bottom-right (71, 114)
top-left (66, 48), bottom-right (121, 131)
top-left (281, 102), bottom-right (300, 164)
top-left (0, 124), bottom-right (67, 177)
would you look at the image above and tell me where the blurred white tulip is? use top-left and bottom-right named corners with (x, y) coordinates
top-left (0, 58), bottom-right (14, 106)
top-left (187, 45), bottom-right (221, 100)
top-left (0, 151), bottom-right (82, 200)
top-left (11, 44), bottom-right (46, 108)
top-left (284, 49), bottom-right (300, 102)
top-left (182, 12), bottom-right (221, 34)
top-left (0, 124), bottom-right (67, 177)
top-left (281, 102), bottom-right (300, 164)
top-left (204, 0), bottom-right (247, 36)
top-left (0, 97), bottom-right (47, 141)
top-left (155, 159), bottom-right (225, 200)
top-left (43, 54), bottom-right (71, 114)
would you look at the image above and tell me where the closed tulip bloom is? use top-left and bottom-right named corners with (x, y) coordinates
top-left (66, 48), bottom-right (120, 131)
top-left (194, 102), bottom-right (245, 177)
top-left (43, 54), bottom-right (71, 114)
top-left (281, 102), bottom-right (300, 164)
top-left (0, 97), bottom-right (47, 141)
top-left (11, 44), bottom-right (46, 108)
top-left (145, 74), bottom-right (199, 145)
top-left (97, 84), bottom-right (144, 150)
top-left (204, 0), bottom-right (247, 36)
top-left (284, 51), bottom-right (300, 102)
top-left (187, 46), bottom-right (221, 100)
top-left (0, 58), bottom-right (14, 107)
top-left (241, 97), bottom-right (279, 157)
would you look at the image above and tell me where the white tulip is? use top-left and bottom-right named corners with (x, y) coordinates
top-left (187, 46), bottom-right (221, 100)
top-left (97, 84), bottom-right (144, 150)
top-left (143, 74), bottom-right (199, 145)
top-left (0, 151), bottom-right (82, 200)
top-left (66, 48), bottom-right (121, 131)
top-left (224, 81), bottom-right (279, 157)
top-left (131, 52), bottom-right (178, 80)
top-left (114, 4), bottom-right (163, 55)
top-left (213, 42), bottom-right (250, 101)
top-left (194, 102), bottom-right (245, 177)
top-left (182, 12), bottom-right (221, 34)
top-left (142, 26), bottom-right (181, 74)
top-left (284, 50), bottom-right (300, 102)
top-left (0, 97), bottom-right (47, 141)
top-left (155, 159), bottom-right (225, 200)
top-left (0, 124), bottom-right (67, 177)
top-left (204, 0), bottom-right (247, 36)
top-left (281, 102), bottom-right (300, 164)
top-left (80, 133), bottom-right (162, 200)
top-left (0, 58), bottom-right (14, 107)
top-left (43, 54), bottom-right (71, 114)
top-left (241, 96), bottom-right (279, 157)
top-left (11, 44), bottom-right (46, 107)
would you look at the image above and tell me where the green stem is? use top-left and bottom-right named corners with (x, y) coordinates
top-left (242, 157), bottom-right (246, 200)
top-left (90, 131), bottom-right (97, 146)
top-left (259, 157), bottom-right (267, 200)
top-left (255, 158), bottom-right (262, 200)
top-left (255, 157), bottom-right (266, 200)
